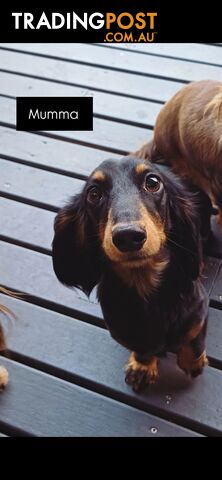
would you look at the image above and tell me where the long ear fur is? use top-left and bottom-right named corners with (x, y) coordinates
top-left (169, 194), bottom-right (202, 280)
top-left (52, 194), bottom-right (101, 296)
top-left (159, 168), bottom-right (203, 280)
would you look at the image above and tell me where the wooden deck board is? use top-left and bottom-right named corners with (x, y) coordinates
top-left (102, 43), bottom-right (222, 66)
top-left (1, 295), bottom-right (221, 435)
top-left (2, 292), bottom-right (222, 374)
top-left (1, 43), bottom-right (222, 437)
top-left (1, 358), bottom-right (199, 437)
top-left (0, 158), bottom-right (84, 210)
top-left (0, 72), bottom-right (161, 128)
top-left (1, 197), bottom-right (222, 259)
top-left (0, 241), bottom-right (102, 324)
top-left (0, 212), bottom-right (221, 308)
top-left (0, 198), bottom-right (54, 252)
top-left (208, 221), bottom-right (222, 259)
top-left (0, 97), bottom-right (151, 155)
top-left (0, 127), bottom-right (118, 178)
top-left (210, 264), bottom-right (222, 308)
top-left (2, 44), bottom-right (222, 82)
top-left (0, 49), bottom-right (183, 102)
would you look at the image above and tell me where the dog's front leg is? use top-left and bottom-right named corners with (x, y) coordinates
top-left (125, 352), bottom-right (158, 392)
top-left (177, 318), bottom-right (208, 378)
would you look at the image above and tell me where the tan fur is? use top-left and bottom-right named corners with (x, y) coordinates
top-left (150, 80), bottom-right (222, 223)
top-left (177, 348), bottom-right (208, 375)
top-left (0, 366), bottom-right (8, 389)
top-left (135, 163), bottom-right (148, 174)
top-left (92, 170), bottom-right (106, 181)
top-left (204, 89), bottom-right (222, 120)
top-left (0, 288), bottom-right (22, 391)
top-left (125, 352), bottom-right (158, 383)
top-left (114, 256), bottom-right (169, 297)
top-left (0, 313), bottom-right (7, 388)
top-left (102, 206), bottom-right (167, 297)
top-left (0, 325), bottom-right (8, 390)
top-left (186, 319), bottom-right (204, 342)
top-left (0, 287), bottom-right (22, 316)
top-left (0, 304), bottom-right (12, 316)
top-left (100, 208), bottom-right (112, 246)
top-left (0, 324), bottom-right (6, 352)
top-left (102, 206), bottom-right (166, 264)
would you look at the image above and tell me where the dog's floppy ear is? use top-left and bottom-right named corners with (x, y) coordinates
top-left (52, 193), bottom-right (101, 296)
top-left (163, 172), bottom-right (203, 280)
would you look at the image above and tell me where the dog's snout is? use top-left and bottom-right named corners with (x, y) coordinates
top-left (112, 225), bottom-right (147, 252)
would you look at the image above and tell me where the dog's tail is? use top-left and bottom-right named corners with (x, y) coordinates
top-left (0, 287), bottom-right (23, 317)
top-left (0, 287), bottom-right (23, 349)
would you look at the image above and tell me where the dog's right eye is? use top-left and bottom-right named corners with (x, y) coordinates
top-left (144, 174), bottom-right (162, 193)
top-left (87, 186), bottom-right (103, 205)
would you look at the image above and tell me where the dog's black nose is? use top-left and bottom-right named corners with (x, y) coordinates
top-left (112, 225), bottom-right (147, 252)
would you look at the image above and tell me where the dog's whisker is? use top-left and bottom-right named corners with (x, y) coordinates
top-left (166, 236), bottom-right (196, 257)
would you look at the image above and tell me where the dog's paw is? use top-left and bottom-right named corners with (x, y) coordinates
top-left (177, 349), bottom-right (208, 378)
top-left (125, 353), bottom-right (158, 393)
top-left (0, 366), bottom-right (9, 390)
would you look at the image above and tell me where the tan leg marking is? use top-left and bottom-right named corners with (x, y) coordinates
top-left (177, 347), bottom-right (208, 378)
top-left (177, 319), bottom-right (208, 377)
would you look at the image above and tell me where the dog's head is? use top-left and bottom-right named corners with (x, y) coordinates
top-left (52, 156), bottom-right (202, 295)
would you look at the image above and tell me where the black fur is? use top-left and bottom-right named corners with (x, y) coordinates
top-left (52, 194), bottom-right (102, 295)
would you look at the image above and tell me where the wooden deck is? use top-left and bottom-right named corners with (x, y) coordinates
top-left (0, 43), bottom-right (222, 437)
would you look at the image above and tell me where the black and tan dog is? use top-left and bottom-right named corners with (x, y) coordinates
top-left (52, 156), bottom-right (210, 392)
top-left (135, 80), bottom-right (222, 228)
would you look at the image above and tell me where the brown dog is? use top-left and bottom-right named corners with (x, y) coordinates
top-left (135, 80), bottom-right (222, 226)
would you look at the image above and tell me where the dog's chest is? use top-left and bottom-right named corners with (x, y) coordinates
top-left (98, 274), bottom-right (208, 355)
top-left (98, 281), bottom-right (180, 354)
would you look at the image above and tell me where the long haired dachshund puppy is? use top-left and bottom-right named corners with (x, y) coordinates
top-left (135, 80), bottom-right (222, 227)
top-left (52, 156), bottom-right (209, 392)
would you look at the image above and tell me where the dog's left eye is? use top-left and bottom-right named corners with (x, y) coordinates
top-left (144, 174), bottom-right (162, 193)
top-left (87, 186), bottom-right (103, 205)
